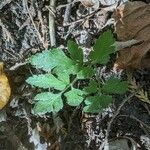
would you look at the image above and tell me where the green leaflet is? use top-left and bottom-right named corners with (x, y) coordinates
top-left (67, 40), bottom-right (83, 64)
top-left (53, 69), bottom-right (70, 84)
top-left (29, 49), bottom-right (75, 72)
top-left (64, 88), bottom-right (85, 106)
top-left (33, 92), bottom-right (63, 114)
top-left (34, 92), bottom-right (58, 101)
top-left (102, 78), bottom-right (128, 94)
top-left (77, 66), bottom-right (94, 79)
top-left (89, 30), bottom-right (115, 64)
top-left (26, 74), bottom-right (67, 90)
top-left (53, 64), bottom-right (80, 84)
top-left (84, 80), bottom-right (98, 94)
top-left (83, 95), bottom-right (112, 113)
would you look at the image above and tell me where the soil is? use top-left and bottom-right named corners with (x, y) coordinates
top-left (0, 0), bottom-right (150, 150)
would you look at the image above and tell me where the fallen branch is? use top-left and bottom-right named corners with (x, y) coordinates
top-left (56, 0), bottom-right (79, 10)
top-left (0, 0), bottom-right (12, 10)
top-left (24, 0), bottom-right (46, 48)
top-left (9, 62), bottom-right (27, 70)
top-left (63, 0), bottom-right (73, 25)
top-left (63, 2), bottom-right (118, 26)
top-left (49, 0), bottom-right (57, 47)
top-left (114, 39), bottom-right (142, 51)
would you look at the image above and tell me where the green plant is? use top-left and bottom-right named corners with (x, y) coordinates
top-left (26, 30), bottom-right (128, 115)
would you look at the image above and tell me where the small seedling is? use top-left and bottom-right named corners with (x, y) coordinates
top-left (26, 30), bottom-right (128, 115)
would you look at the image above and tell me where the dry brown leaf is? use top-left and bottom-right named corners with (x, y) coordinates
top-left (113, 1), bottom-right (150, 70)
top-left (0, 62), bottom-right (11, 110)
top-left (128, 74), bottom-right (150, 104)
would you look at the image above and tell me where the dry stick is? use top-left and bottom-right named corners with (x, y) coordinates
top-left (24, 0), bottom-right (46, 49)
top-left (0, 19), bottom-right (14, 44)
top-left (3, 49), bottom-right (18, 59)
top-left (9, 62), bottom-right (27, 70)
top-left (37, 6), bottom-right (48, 49)
top-left (119, 115), bottom-right (150, 131)
top-left (49, 0), bottom-right (57, 47)
top-left (56, 0), bottom-right (79, 10)
top-left (63, 2), bottom-right (118, 26)
top-left (63, 8), bottom-right (98, 26)
top-left (0, 0), bottom-right (12, 9)
top-left (114, 39), bottom-right (142, 51)
top-left (100, 93), bottom-right (136, 150)
top-left (63, 0), bottom-right (73, 25)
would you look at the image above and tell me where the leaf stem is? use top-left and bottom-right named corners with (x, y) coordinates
top-left (61, 78), bottom-right (77, 95)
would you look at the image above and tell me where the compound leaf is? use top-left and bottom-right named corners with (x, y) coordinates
top-left (26, 74), bottom-right (67, 90)
top-left (102, 78), bottom-right (128, 94)
top-left (89, 30), bottom-right (115, 64)
top-left (26, 30), bottom-right (126, 115)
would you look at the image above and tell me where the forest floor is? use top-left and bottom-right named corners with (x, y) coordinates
top-left (0, 0), bottom-right (150, 150)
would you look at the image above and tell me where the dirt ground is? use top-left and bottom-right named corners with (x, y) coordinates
top-left (0, 0), bottom-right (150, 150)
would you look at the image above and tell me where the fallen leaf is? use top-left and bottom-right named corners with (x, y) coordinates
top-left (113, 1), bottom-right (150, 70)
top-left (0, 62), bottom-right (11, 110)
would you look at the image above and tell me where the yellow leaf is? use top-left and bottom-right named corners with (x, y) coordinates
top-left (0, 62), bottom-right (11, 110)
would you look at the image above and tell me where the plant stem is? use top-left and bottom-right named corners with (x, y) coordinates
top-left (61, 78), bottom-right (77, 94)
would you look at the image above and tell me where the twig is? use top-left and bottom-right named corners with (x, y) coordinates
top-left (56, 0), bottom-right (79, 10)
top-left (63, 1), bottom-right (119, 26)
top-left (49, 0), bottom-right (57, 47)
top-left (37, 4), bottom-right (48, 49)
top-left (0, 19), bottom-right (14, 44)
top-left (3, 49), bottom-right (18, 59)
top-left (0, 0), bottom-right (12, 10)
top-left (24, 0), bottom-right (46, 48)
top-left (119, 115), bottom-right (150, 131)
top-left (63, 8), bottom-right (98, 26)
top-left (63, 0), bottom-right (73, 25)
top-left (114, 39), bottom-right (142, 51)
top-left (100, 93), bottom-right (135, 150)
top-left (9, 62), bottom-right (27, 70)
